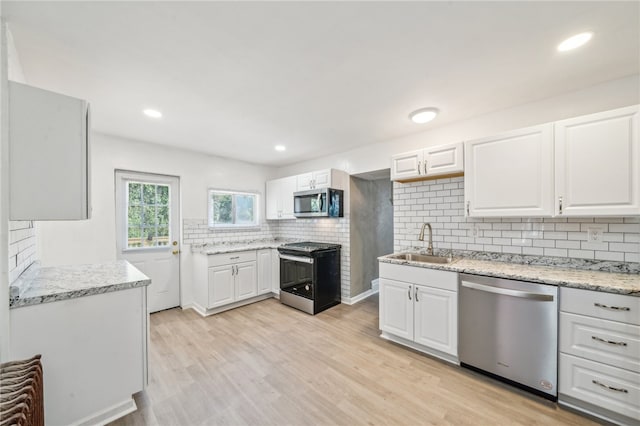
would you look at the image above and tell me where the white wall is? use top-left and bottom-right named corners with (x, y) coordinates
top-left (36, 132), bottom-right (274, 304)
top-left (0, 11), bottom-right (10, 363)
top-left (275, 74), bottom-right (640, 177)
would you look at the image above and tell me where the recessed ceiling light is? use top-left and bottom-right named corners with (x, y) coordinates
top-left (409, 107), bottom-right (439, 124)
top-left (275, 145), bottom-right (286, 152)
top-left (143, 109), bottom-right (162, 118)
top-left (557, 32), bottom-right (593, 52)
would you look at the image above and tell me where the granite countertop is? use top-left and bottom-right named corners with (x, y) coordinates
top-left (9, 260), bottom-right (151, 308)
top-left (379, 253), bottom-right (639, 296)
top-left (195, 239), bottom-right (297, 255)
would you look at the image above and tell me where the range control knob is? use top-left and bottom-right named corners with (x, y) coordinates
top-left (305, 284), bottom-right (310, 291)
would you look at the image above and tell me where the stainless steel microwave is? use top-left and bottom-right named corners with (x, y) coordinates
top-left (293, 188), bottom-right (344, 218)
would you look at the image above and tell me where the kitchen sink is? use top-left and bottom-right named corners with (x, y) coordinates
top-left (388, 252), bottom-right (455, 264)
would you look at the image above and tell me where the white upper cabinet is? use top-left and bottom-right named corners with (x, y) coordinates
top-left (296, 169), bottom-right (337, 191)
top-left (555, 105), bottom-right (639, 217)
top-left (391, 143), bottom-right (463, 182)
top-left (265, 175), bottom-right (297, 220)
top-left (9, 82), bottom-right (91, 220)
top-left (390, 149), bottom-right (423, 181)
top-left (464, 124), bottom-right (554, 217)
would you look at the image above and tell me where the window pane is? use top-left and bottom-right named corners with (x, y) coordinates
top-left (128, 206), bottom-right (142, 226)
top-left (142, 206), bottom-right (157, 226)
top-left (156, 226), bottom-right (169, 246)
top-left (142, 227), bottom-right (156, 247)
top-left (157, 206), bottom-right (169, 225)
top-left (235, 194), bottom-right (255, 224)
top-left (127, 227), bottom-right (142, 248)
top-left (128, 183), bottom-right (142, 205)
top-left (143, 184), bottom-right (156, 205)
top-left (212, 194), bottom-right (233, 225)
top-left (157, 185), bottom-right (169, 205)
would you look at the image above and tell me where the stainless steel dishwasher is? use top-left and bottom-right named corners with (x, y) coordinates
top-left (459, 273), bottom-right (558, 400)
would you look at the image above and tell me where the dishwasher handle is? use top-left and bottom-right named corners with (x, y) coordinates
top-left (461, 281), bottom-right (554, 301)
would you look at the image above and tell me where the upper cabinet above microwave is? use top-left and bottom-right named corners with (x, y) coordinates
top-left (464, 105), bottom-right (639, 218)
top-left (391, 142), bottom-right (464, 182)
top-left (9, 82), bottom-right (91, 220)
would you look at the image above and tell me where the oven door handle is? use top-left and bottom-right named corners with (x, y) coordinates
top-left (279, 254), bottom-right (314, 264)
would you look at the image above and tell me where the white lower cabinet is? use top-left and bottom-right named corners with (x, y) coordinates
top-left (559, 287), bottom-right (640, 425)
top-left (257, 249), bottom-right (272, 295)
top-left (379, 263), bottom-right (458, 362)
top-left (193, 250), bottom-right (274, 316)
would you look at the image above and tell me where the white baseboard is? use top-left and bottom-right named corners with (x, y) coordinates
top-left (380, 332), bottom-right (459, 366)
top-left (342, 287), bottom-right (379, 305)
top-left (186, 294), bottom-right (274, 317)
top-left (72, 397), bottom-right (137, 426)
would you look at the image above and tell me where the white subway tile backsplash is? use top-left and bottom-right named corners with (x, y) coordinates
top-left (394, 177), bottom-right (639, 265)
top-left (9, 220), bottom-right (36, 284)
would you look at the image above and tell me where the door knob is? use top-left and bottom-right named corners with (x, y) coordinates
top-left (172, 250), bottom-right (180, 255)
top-left (172, 241), bottom-right (178, 246)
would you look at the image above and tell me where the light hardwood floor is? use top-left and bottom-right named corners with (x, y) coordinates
top-left (111, 295), bottom-right (596, 426)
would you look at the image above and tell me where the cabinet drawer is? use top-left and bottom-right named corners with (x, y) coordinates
top-left (379, 262), bottom-right (458, 291)
top-left (208, 251), bottom-right (256, 267)
top-left (561, 287), bottom-right (640, 325)
top-left (560, 312), bottom-right (640, 373)
top-left (559, 353), bottom-right (640, 420)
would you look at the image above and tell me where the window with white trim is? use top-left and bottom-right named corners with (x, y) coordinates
top-left (208, 189), bottom-right (259, 228)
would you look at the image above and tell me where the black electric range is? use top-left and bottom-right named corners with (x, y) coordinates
top-left (277, 241), bottom-right (341, 314)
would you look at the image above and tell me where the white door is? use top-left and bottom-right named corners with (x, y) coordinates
top-left (235, 261), bottom-right (258, 301)
top-left (115, 171), bottom-right (180, 313)
top-left (379, 279), bottom-right (413, 340)
top-left (257, 250), bottom-right (272, 295)
top-left (464, 124), bottom-right (554, 217)
top-left (424, 142), bottom-right (464, 177)
top-left (208, 265), bottom-right (234, 308)
top-left (414, 285), bottom-right (457, 356)
top-left (555, 105), bottom-right (639, 216)
top-left (391, 149), bottom-right (423, 181)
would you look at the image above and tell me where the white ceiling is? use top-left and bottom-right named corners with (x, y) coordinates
top-left (4, 1), bottom-right (639, 166)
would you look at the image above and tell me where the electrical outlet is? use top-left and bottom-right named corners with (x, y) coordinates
top-left (472, 223), bottom-right (480, 237)
top-left (587, 225), bottom-right (605, 243)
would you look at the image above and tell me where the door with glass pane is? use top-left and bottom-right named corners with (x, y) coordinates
top-left (115, 171), bottom-right (180, 313)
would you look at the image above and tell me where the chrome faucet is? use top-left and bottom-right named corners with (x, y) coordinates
top-left (418, 223), bottom-right (434, 255)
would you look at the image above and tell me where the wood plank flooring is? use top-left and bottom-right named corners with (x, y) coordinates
top-left (110, 295), bottom-right (596, 426)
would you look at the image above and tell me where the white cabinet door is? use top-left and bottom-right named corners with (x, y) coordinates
top-left (414, 285), bottom-right (457, 356)
top-left (9, 82), bottom-right (91, 220)
top-left (265, 179), bottom-right (280, 220)
top-left (257, 250), bottom-right (272, 295)
top-left (235, 261), bottom-right (258, 301)
top-left (296, 173), bottom-right (314, 191)
top-left (271, 249), bottom-right (280, 294)
top-left (465, 124), bottom-right (554, 217)
top-left (208, 265), bottom-right (234, 308)
top-left (391, 150), bottom-right (423, 181)
top-left (555, 105), bottom-right (639, 216)
top-left (312, 169), bottom-right (332, 188)
top-left (280, 175), bottom-right (298, 219)
top-left (379, 279), bottom-right (413, 340)
top-left (425, 142), bottom-right (464, 176)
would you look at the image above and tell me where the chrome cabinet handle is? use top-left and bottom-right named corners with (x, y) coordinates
top-left (231, 266), bottom-right (235, 276)
top-left (417, 161), bottom-right (422, 175)
top-left (415, 287), bottom-right (419, 302)
top-left (230, 256), bottom-right (240, 260)
top-left (408, 287), bottom-right (412, 300)
top-left (594, 302), bottom-right (630, 312)
top-left (423, 161), bottom-right (427, 174)
top-left (558, 196), bottom-right (563, 215)
top-left (466, 201), bottom-right (470, 216)
top-left (592, 336), bottom-right (627, 346)
top-left (592, 380), bottom-right (628, 393)
top-left (235, 265), bottom-right (239, 275)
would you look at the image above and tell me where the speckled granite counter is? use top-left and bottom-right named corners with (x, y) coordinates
top-left (9, 261), bottom-right (151, 308)
top-left (195, 239), bottom-right (298, 255)
top-left (379, 254), bottom-right (639, 296)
